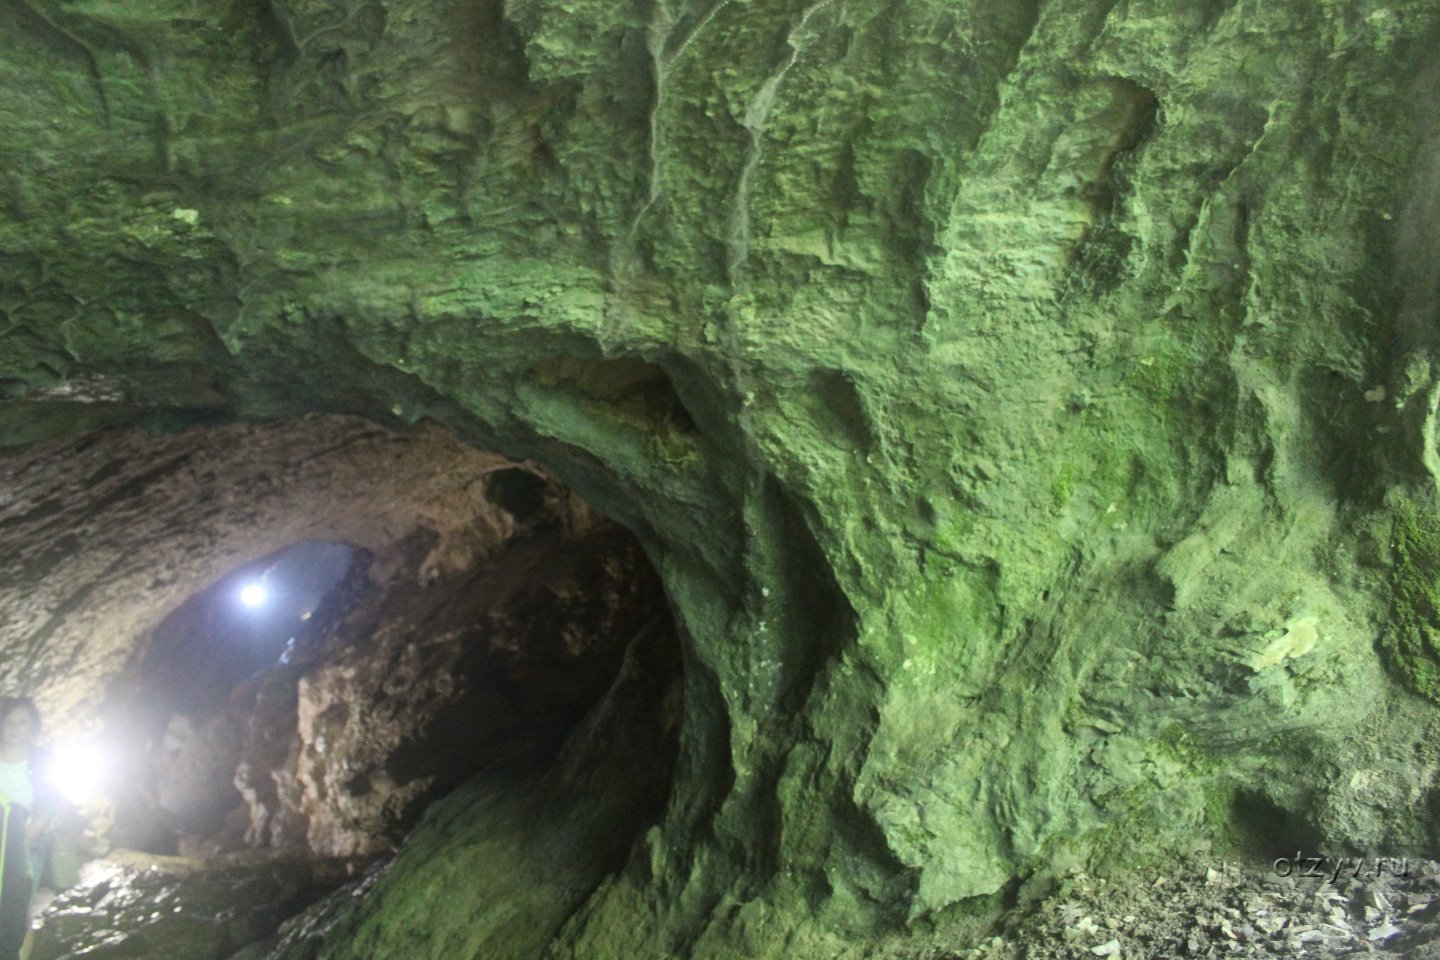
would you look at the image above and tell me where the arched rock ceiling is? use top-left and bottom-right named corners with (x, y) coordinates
top-left (0, 415), bottom-right (543, 720)
top-left (5, 0), bottom-right (1440, 955)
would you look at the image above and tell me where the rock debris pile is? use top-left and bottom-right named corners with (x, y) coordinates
top-left (961, 856), bottom-right (1440, 960)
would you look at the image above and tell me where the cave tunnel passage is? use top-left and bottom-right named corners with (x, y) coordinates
top-left (119, 539), bottom-right (361, 843)
top-left (145, 540), bottom-right (357, 717)
top-left (4, 417), bottom-right (685, 957)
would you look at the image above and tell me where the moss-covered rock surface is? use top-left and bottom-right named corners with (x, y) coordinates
top-left (5, 0), bottom-right (1440, 956)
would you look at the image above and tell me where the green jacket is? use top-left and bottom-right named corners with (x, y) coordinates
top-left (0, 752), bottom-right (56, 902)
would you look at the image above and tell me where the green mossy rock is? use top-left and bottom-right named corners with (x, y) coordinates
top-left (5, 0), bottom-right (1440, 956)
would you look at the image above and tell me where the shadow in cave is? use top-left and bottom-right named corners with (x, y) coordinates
top-left (1227, 788), bottom-right (1328, 865)
top-left (32, 455), bottom-right (683, 960)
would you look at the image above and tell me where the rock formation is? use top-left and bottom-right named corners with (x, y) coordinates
top-left (3, 0), bottom-right (1440, 956)
top-left (0, 416), bottom-right (676, 862)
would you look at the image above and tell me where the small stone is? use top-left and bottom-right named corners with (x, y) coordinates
top-left (1206, 868), bottom-right (1222, 884)
top-left (1368, 923), bottom-right (1403, 941)
top-left (1091, 938), bottom-right (1120, 956)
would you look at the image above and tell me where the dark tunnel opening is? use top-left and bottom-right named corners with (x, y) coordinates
top-left (99, 468), bottom-right (682, 862)
top-left (3, 417), bottom-right (685, 959)
top-left (115, 540), bottom-right (361, 847)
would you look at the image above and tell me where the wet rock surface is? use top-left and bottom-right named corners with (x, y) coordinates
top-left (958, 856), bottom-right (1440, 960)
top-left (28, 850), bottom-right (361, 960)
top-left (222, 864), bottom-right (388, 960)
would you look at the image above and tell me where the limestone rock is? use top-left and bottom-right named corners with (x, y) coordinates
top-left (4, 0), bottom-right (1440, 956)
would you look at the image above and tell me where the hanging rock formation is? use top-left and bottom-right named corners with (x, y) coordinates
top-left (4, 0), bottom-right (1440, 956)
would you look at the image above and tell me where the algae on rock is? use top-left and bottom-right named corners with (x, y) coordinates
top-left (4, 0), bottom-right (1440, 956)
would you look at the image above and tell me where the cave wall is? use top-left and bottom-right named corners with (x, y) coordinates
top-left (0, 417), bottom-right (524, 718)
top-left (0, 417), bottom-right (627, 853)
top-left (288, 517), bottom-right (669, 857)
top-left (4, 0), bottom-right (1440, 956)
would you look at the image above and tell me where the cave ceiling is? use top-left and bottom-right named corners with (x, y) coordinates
top-left (5, 0), bottom-right (1440, 956)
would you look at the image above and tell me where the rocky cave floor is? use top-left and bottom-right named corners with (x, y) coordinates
top-left (26, 848), bottom-right (368, 960)
top-left (26, 849), bottom-right (1440, 959)
top-left (947, 854), bottom-right (1440, 960)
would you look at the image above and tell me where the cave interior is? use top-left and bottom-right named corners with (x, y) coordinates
top-left (4, 0), bottom-right (1440, 957)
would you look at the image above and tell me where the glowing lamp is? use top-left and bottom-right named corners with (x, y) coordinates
top-left (49, 742), bottom-right (109, 805)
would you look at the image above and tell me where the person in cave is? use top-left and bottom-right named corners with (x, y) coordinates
top-left (0, 697), bottom-right (52, 960)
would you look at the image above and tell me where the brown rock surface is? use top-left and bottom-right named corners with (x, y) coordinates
top-left (0, 415), bottom-right (522, 725)
top-left (0, 414), bottom-right (673, 860)
top-left (290, 519), bottom-right (666, 856)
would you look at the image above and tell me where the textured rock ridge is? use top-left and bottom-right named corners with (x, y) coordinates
top-left (4, 0), bottom-right (1440, 956)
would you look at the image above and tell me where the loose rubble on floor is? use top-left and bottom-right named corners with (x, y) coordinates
top-left (27, 849), bottom-right (367, 960)
top-left (26, 849), bottom-right (1440, 959)
top-left (953, 856), bottom-right (1440, 960)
